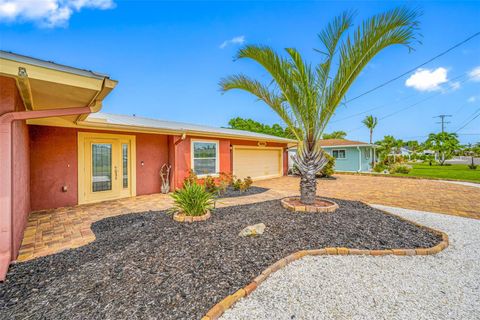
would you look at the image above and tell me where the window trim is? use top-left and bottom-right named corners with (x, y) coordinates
top-left (191, 139), bottom-right (220, 177)
top-left (332, 149), bottom-right (347, 159)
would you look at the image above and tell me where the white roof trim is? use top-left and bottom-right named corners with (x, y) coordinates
top-left (82, 112), bottom-right (296, 143)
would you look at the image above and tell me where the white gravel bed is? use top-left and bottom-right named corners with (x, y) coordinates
top-left (221, 205), bottom-right (480, 320)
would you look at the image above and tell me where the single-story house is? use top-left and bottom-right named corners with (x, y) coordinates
top-left (0, 51), bottom-right (295, 279)
top-left (288, 139), bottom-right (376, 172)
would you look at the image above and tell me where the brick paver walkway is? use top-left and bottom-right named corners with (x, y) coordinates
top-left (17, 175), bottom-right (479, 262)
top-left (255, 175), bottom-right (480, 219)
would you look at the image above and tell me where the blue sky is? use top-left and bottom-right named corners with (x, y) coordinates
top-left (1, 1), bottom-right (479, 144)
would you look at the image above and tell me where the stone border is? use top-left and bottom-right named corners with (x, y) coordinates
top-left (281, 196), bottom-right (339, 213)
top-left (173, 210), bottom-right (211, 223)
top-left (201, 207), bottom-right (449, 320)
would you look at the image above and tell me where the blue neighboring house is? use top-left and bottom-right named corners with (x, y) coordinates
top-left (288, 139), bottom-right (377, 172)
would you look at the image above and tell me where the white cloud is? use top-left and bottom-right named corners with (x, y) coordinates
top-left (219, 35), bottom-right (245, 49)
top-left (449, 81), bottom-right (461, 91)
top-left (469, 66), bottom-right (480, 81)
top-left (405, 67), bottom-right (448, 91)
top-left (468, 96), bottom-right (477, 103)
top-left (0, 0), bottom-right (115, 27)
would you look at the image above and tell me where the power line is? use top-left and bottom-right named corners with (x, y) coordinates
top-left (343, 74), bottom-right (470, 134)
top-left (344, 31), bottom-right (480, 103)
top-left (335, 72), bottom-right (468, 124)
top-left (455, 108), bottom-right (480, 133)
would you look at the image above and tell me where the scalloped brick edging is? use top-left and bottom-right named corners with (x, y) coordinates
top-left (281, 196), bottom-right (339, 213)
top-left (201, 208), bottom-right (449, 320)
top-left (173, 210), bottom-right (211, 223)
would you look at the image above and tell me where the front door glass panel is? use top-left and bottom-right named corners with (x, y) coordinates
top-left (92, 143), bottom-right (112, 192)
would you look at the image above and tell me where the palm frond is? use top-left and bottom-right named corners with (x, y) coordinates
top-left (219, 74), bottom-right (301, 140)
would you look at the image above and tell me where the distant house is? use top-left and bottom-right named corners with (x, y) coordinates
top-left (288, 139), bottom-right (376, 172)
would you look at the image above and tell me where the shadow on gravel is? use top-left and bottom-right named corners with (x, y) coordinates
top-left (0, 199), bottom-right (442, 320)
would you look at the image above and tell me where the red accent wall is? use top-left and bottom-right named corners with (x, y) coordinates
top-left (29, 126), bottom-right (78, 211)
top-left (0, 76), bottom-right (31, 259)
top-left (29, 127), bottom-right (170, 210)
top-left (171, 136), bottom-right (288, 188)
top-left (135, 133), bottom-right (169, 195)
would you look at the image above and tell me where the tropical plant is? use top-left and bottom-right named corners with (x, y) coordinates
top-left (425, 132), bottom-right (460, 165)
top-left (362, 115), bottom-right (378, 144)
top-left (183, 170), bottom-right (198, 185)
top-left (376, 135), bottom-right (399, 161)
top-left (362, 115), bottom-right (378, 167)
top-left (218, 172), bottom-right (234, 193)
top-left (220, 8), bottom-right (420, 204)
top-left (316, 152), bottom-right (335, 177)
top-left (322, 131), bottom-right (347, 139)
top-left (232, 177), bottom-right (253, 192)
top-left (171, 181), bottom-right (215, 216)
top-left (204, 175), bottom-right (218, 194)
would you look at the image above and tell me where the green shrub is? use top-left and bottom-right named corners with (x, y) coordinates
top-left (373, 163), bottom-right (388, 173)
top-left (242, 176), bottom-right (253, 191)
top-left (233, 177), bottom-right (253, 192)
top-left (171, 181), bottom-right (214, 216)
top-left (233, 178), bottom-right (243, 191)
top-left (316, 153), bottom-right (335, 177)
top-left (389, 163), bottom-right (412, 174)
top-left (468, 164), bottom-right (478, 170)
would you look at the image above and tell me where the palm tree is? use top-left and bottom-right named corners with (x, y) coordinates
top-left (362, 115), bottom-right (378, 166)
top-left (322, 131), bottom-right (347, 139)
top-left (362, 115), bottom-right (378, 144)
top-left (220, 8), bottom-right (420, 204)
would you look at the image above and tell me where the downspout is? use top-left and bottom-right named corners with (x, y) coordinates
top-left (172, 132), bottom-right (187, 190)
top-left (357, 146), bottom-right (362, 172)
top-left (0, 106), bottom-right (91, 281)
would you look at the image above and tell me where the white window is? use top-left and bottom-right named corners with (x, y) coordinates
top-left (332, 149), bottom-right (346, 159)
top-left (191, 140), bottom-right (219, 176)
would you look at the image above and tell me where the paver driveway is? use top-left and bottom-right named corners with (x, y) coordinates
top-left (255, 175), bottom-right (480, 219)
top-left (16, 175), bottom-right (479, 262)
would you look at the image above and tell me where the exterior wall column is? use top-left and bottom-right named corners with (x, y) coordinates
top-left (0, 106), bottom-right (91, 281)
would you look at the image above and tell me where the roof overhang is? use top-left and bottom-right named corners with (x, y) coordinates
top-left (0, 51), bottom-right (117, 121)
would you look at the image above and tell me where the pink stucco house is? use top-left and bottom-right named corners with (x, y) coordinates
top-left (0, 51), bottom-right (294, 280)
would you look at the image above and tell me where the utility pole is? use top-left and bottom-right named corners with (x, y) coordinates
top-left (434, 114), bottom-right (452, 164)
top-left (434, 114), bottom-right (452, 133)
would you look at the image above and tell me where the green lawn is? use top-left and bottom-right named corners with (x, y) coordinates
top-left (393, 163), bottom-right (480, 183)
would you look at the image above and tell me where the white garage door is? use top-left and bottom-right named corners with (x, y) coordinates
top-left (233, 147), bottom-right (283, 180)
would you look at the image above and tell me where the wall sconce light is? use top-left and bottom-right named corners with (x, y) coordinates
top-left (141, 161), bottom-right (145, 166)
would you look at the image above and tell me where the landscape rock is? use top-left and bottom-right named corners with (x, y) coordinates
top-left (239, 223), bottom-right (266, 237)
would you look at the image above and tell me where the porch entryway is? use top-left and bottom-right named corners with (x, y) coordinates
top-left (78, 132), bottom-right (136, 204)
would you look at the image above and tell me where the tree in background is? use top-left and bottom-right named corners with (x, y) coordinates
top-left (228, 117), bottom-right (295, 138)
top-left (425, 132), bottom-right (460, 165)
top-left (375, 135), bottom-right (399, 161)
top-left (220, 8), bottom-right (420, 204)
top-left (322, 131), bottom-right (347, 139)
top-left (362, 115), bottom-right (378, 144)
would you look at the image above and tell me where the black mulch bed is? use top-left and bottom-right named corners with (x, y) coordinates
top-left (216, 186), bottom-right (269, 198)
top-left (0, 199), bottom-right (441, 320)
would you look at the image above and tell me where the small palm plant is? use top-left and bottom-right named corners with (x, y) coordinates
top-left (220, 8), bottom-right (420, 204)
top-left (171, 181), bottom-right (214, 216)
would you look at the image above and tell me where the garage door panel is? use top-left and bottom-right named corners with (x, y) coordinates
top-left (233, 147), bottom-right (282, 180)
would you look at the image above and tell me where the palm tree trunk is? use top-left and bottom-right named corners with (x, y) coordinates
top-left (370, 129), bottom-right (374, 167)
top-left (300, 170), bottom-right (317, 204)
